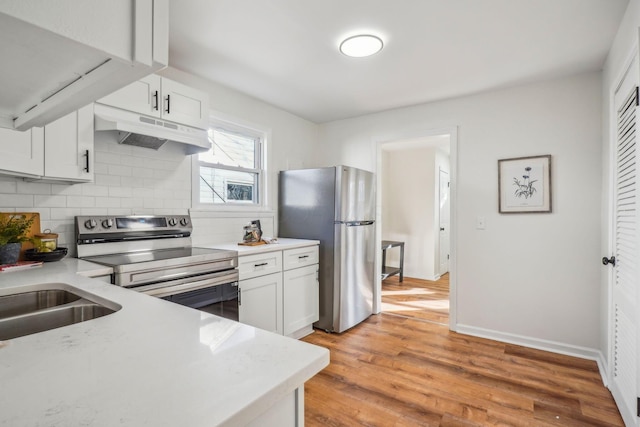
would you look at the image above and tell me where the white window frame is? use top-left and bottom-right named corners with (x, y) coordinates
top-left (191, 114), bottom-right (269, 211)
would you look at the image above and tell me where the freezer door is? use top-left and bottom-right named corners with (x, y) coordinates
top-left (333, 222), bottom-right (375, 332)
top-left (335, 166), bottom-right (375, 221)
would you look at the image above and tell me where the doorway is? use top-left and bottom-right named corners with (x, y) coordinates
top-left (375, 128), bottom-right (457, 329)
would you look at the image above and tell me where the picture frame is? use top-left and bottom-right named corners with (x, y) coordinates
top-left (498, 155), bottom-right (551, 213)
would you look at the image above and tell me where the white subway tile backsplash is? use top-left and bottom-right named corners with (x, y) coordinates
top-left (108, 164), bottom-right (133, 177)
top-left (95, 151), bottom-right (121, 165)
top-left (82, 185), bottom-right (109, 197)
top-left (143, 198), bottom-right (164, 209)
top-left (50, 208), bottom-right (82, 220)
top-left (121, 197), bottom-right (144, 209)
top-left (0, 179), bottom-right (17, 193)
top-left (34, 195), bottom-right (67, 208)
top-left (17, 181), bottom-right (52, 195)
top-left (51, 184), bottom-right (83, 196)
top-left (93, 163), bottom-right (109, 174)
top-left (94, 174), bottom-right (121, 187)
top-left (132, 168), bottom-right (154, 178)
top-left (108, 187), bottom-right (133, 198)
top-left (95, 197), bottom-right (121, 208)
top-left (66, 196), bottom-right (96, 208)
top-left (0, 194), bottom-right (34, 207)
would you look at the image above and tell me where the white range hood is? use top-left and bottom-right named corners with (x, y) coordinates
top-left (94, 104), bottom-right (211, 154)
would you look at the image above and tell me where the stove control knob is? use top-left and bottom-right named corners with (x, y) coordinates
top-left (168, 218), bottom-right (177, 226)
top-left (84, 219), bottom-right (97, 230)
top-left (180, 218), bottom-right (189, 226)
top-left (102, 219), bottom-right (114, 229)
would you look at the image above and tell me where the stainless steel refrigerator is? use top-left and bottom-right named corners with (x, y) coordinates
top-left (278, 166), bottom-right (375, 333)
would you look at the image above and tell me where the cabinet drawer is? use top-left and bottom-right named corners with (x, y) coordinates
top-left (238, 251), bottom-right (283, 280)
top-left (283, 246), bottom-right (319, 271)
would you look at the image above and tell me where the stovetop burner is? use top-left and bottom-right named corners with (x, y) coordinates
top-left (82, 247), bottom-right (231, 267)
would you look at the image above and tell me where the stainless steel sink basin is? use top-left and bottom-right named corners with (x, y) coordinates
top-left (0, 289), bottom-right (82, 320)
top-left (0, 284), bottom-right (121, 341)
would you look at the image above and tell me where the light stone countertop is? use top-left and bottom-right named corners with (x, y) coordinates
top-left (200, 237), bottom-right (319, 256)
top-left (0, 258), bottom-right (329, 426)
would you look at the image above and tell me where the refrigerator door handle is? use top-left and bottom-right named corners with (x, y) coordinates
top-left (341, 220), bottom-right (375, 227)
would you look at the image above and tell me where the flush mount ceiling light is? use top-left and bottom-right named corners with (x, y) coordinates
top-left (339, 34), bottom-right (383, 58)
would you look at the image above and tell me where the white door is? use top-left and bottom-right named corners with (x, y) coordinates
top-left (439, 169), bottom-right (450, 275)
top-left (609, 52), bottom-right (640, 427)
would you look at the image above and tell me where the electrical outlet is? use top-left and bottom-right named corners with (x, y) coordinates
top-left (476, 216), bottom-right (486, 230)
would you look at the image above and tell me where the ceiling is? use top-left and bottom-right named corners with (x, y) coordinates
top-left (169, 0), bottom-right (629, 124)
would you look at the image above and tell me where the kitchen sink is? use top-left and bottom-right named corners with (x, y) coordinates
top-left (0, 284), bottom-right (121, 341)
top-left (0, 289), bottom-right (82, 320)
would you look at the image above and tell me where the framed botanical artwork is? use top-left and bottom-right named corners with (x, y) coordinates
top-left (498, 155), bottom-right (552, 213)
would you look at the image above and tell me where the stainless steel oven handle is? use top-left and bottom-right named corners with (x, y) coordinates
top-left (133, 270), bottom-right (239, 298)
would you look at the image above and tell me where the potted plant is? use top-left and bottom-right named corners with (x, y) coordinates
top-left (0, 214), bottom-right (35, 265)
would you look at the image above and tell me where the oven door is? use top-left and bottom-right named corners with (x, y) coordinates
top-left (130, 270), bottom-right (240, 321)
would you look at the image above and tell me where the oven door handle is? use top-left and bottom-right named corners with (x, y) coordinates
top-left (134, 270), bottom-right (239, 298)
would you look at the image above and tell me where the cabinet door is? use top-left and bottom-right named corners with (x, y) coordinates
top-left (43, 104), bottom-right (94, 182)
top-left (0, 127), bottom-right (44, 177)
top-left (161, 78), bottom-right (209, 129)
top-left (97, 74), bottom-right (162, 118)
top-left (239, 272), bottom-right (283, 334)
top-left (283, 264), bottom-right (319, 336)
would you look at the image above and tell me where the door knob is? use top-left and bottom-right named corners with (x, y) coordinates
top-left (602, 256), bottom-right (616, 266)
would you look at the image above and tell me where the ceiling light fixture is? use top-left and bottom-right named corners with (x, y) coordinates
top-left (339, 34), bottom-right (383, 58)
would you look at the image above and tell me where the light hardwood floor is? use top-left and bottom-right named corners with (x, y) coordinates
top-left (381, 274), bottom-right (449, 325)
top-left (302, 275), bottom-right (623, 426)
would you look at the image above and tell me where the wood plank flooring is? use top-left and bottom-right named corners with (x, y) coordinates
top-left (302, 276), bottom-right (623, 426)
top-left (381, 274), bottom-right (449, 325)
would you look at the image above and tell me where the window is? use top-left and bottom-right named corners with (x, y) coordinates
top-left (195, 121), bottom-right (264, 206)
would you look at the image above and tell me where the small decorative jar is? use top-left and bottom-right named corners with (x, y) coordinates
top-left (33, 230), bottom-right (58, 253)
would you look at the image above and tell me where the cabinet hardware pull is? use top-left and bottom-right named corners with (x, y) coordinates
top-left (153, 90), bottom-right (159, 111)
top-left (83, 150), bottom-right (90, 173)
top-left (298, 255), bottom-right (309, 259)
top-left (254, 262), bottom-right (268, 267)
top-left (165, 94), bottom-right (170, 114)
top-left (238, 288), bottom-right (242, 306)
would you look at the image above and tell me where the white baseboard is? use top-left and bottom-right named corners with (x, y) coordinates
top-left (456, 324), bottom-right (609, 386)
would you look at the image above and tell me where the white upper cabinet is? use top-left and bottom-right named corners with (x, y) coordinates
top-left (0, 105), bottom-right (94, 182)
top-left (98, 75), bottom-right (209, 130)
top-left (0, 0), bottom-right (169, 131)
top-left (0, 127), bottom-right (44, 178)
top-left (43, 104), bottom-right (94, 182)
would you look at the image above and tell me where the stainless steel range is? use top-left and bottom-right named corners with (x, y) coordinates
top-left (75, 214), bottom-right (239, 320)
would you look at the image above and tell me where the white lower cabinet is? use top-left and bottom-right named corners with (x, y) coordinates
top-left (237, 244), bottom-right (319, 339)
top-left (283, 264), bottom-right (319, 336)
top-left (239, 272), bottom-right (283, 335)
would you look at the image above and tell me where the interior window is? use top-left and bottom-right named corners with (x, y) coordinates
top-left (196, 125), bottom-right (264, 205)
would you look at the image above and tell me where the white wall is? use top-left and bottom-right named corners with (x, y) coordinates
top-left (0, 67), bottom-right (319, 254)
top-left (318, 72), bottom-right (603, 355)
top-left (601, 0), bottom-right (639, 373)
top-left (381, 146), bottom-right (449, 280)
